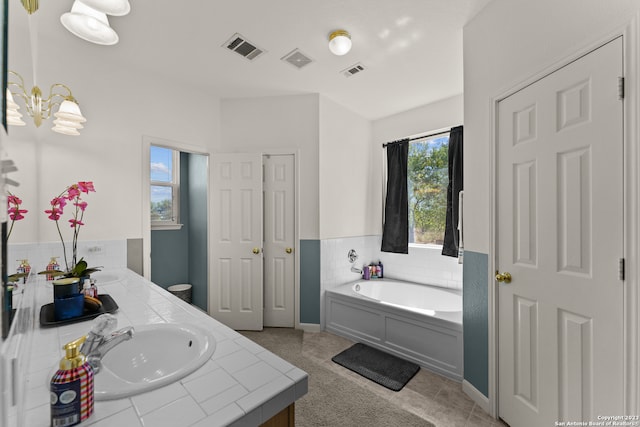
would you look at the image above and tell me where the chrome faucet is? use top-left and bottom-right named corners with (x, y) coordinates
top-left (348, 249), bottom-right (362, 274)
top-left (80, 314), bottom-right (134, 374)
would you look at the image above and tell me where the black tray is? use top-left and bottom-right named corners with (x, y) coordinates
top-left (39, 294), bottom-right (119, 327)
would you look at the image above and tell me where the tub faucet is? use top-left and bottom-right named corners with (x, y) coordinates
top-left (80, 314), bottom-right (134, 374)
top-left (350, 265), bottom-right (363, 274)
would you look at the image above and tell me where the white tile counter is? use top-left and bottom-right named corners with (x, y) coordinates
top-left (18, 270), bottom-right (308, 427)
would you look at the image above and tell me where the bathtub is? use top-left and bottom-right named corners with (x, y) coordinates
top-left (325, 279), bottom-right (463, 381)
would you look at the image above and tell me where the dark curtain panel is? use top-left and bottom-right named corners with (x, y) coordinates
top-left (381, 139), bottom-right (409, 254)
top-left (442, 126), bottom-right (463, 257)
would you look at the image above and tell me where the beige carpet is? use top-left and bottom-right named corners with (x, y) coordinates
top-left (240, 328), bottom-right (434, 427)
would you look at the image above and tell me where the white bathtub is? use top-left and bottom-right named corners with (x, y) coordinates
top-left (352, 280), bottom-right (462, 317)
top-left (325, 279), bottom-right (462, 380)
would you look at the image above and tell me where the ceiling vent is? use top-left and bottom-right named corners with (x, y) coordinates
top-left (281, 49), bottom-right (314, 70)
top-left (341, 62), bottom-right (366, 78)
top-left (223, 33), bottom-right (265, 61)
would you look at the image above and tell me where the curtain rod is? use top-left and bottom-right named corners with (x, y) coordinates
top-left (382, 129), bottom-right (450, 147)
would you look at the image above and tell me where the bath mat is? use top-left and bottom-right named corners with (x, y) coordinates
top-left (331, 343), bottom-right (420, 391)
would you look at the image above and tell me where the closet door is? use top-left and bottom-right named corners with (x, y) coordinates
top-left (210, 153), bottom-right (263, 330)
top-left (263, 154), bottom-right (295, 327)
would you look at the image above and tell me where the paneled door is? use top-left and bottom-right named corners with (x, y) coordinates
top-left (497, 38), bottom-right (624, 426)
top-left (210, 153), bottom-right (263, 330)
top-left (263, 155), bottom-right (295, 327)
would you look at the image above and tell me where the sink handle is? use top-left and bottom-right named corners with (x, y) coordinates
top-left (90, 314), bottom-right (118, 336)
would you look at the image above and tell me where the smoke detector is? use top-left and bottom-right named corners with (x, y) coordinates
top-left (341, 62), bottom-right (366, 78)
top-left (223, 33), bottom-right (266, 61)
top-left (281, 49), bottom-right (314, 69)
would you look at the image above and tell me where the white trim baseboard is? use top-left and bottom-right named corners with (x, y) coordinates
top-left (298, 323), bottom-right (321, 333)
top-left (462, 380), bottom-right (491, 416)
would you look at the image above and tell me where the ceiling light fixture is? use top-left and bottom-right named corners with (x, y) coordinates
top-left (8, 1), bottom-right (87, 135)
top-left (328, 30), bottom-right (352, 56)
top-left (61, 0), bottom-right (131, 45)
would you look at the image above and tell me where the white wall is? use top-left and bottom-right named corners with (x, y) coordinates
top-left (220, 94), bottom-right (320, 239)
top-left (5, 24), bottom-right (220, 246)
top-left (318, 96), bottom-right (374, 239)
top-left (463, 0), bottom-right (640, 253)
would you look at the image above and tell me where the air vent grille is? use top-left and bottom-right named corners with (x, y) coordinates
top-left (281, 49), bottom-right (313, 69)
top-left (223, 33), bottom-right (265, 61)
top-left (341, 62), bottom-right (366, 77)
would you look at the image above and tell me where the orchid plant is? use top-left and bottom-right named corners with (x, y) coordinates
top-left (44, 181), bottom-right (100, 277)
top-left (7, 192), bottom-right (28, 240)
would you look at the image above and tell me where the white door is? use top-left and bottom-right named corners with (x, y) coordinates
top-left (210, 153), bottom-right (263, 330)
top-left (263, 155), bottom-right (295, 327)
top-left (497, 38), bottom-right (624, 426)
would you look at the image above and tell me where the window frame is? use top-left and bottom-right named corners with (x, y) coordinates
top-left (150, 145), bottom-right (182, 230)
top-left (407, 131), bottom-right (450, 249)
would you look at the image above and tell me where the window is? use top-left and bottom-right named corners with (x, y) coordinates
top-left (150, 145), bottom-right (181, 229)
top-left (407, 133), bottom-right (449, 246)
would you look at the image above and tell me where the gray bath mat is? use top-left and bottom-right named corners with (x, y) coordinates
top-left (332, 343), bottom-right (420, 391)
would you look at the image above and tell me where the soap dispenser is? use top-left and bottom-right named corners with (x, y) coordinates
top-left (50, 335), bottom-right (94, 426)
top-left (46, 257), bottom-right (60, 281)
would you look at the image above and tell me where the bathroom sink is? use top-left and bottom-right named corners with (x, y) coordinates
top-left (94, 323), bottom-right (216, 400)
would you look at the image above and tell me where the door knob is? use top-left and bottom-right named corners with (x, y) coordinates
top-left (495, 271), bottom-right (512, 283)
top-left (252, 248), bottom-right (261, 255)
top-left (285, 248), bottom-right (293, 254)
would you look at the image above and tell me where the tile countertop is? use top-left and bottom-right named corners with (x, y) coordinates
top-left (21, 269), bottom-right (308, 427)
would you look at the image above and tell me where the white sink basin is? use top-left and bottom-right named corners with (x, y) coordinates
top-left (95, 323), bottom-right (216, 400)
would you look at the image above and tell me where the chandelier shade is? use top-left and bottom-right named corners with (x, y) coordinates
top-left (61, 0), bottom-right (119, 45)
top-left (6, 90), bottom-right (26, 126)
top-left (77, 0), bottom-right (130, 16)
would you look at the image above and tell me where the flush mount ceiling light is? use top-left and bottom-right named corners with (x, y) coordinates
top-left (61, 0), bottom-right (131, 45)
top-left (328, 30), bottom-right (352, 56)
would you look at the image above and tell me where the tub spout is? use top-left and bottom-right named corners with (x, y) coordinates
top-left (351, 266), bottom-right (362, 274)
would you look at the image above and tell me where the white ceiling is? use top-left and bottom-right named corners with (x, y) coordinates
top-left (9, 0), bottom-right (492, 121)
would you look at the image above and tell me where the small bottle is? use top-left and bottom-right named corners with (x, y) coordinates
top-left (82, 281), bottom-right (93, 298)
top-left (378, 261), bottom-right (383, 279)
top-left (46, 257), bottom-right (60, 281)
top-left (370, 263), bottom-right (377, 279)
top-left (363, 264), bottom-right (370, 280)
top-left (50, 336), bottom-right (94, 426)
top-left (90, 279), bottom-right (98, 298)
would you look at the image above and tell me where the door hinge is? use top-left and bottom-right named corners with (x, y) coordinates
top-left (619, 258), bottom-right (625, 281)
top-left (618, 77), bottom-right (625, 100)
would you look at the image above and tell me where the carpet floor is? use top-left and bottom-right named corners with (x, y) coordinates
top-left (240, 328), bottom-right (434, 427)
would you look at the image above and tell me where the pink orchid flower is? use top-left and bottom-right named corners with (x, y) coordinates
top-left (78, 181), bottom-right (95, 193)
top-left (45, 208), bottom-right (62, 221)
top-left (8, 208), bottom-right (27, 221)
top-left (7, 195), bottom-right (22, 205)
top-left (67, 186), bottom-right (80, 200)
top-left (51, 197), bottom-right (67, 209)
top-left (69, 219), bottom-right (84, 228)
top-left (7, 191), bottom-right (27, 240)
top-left (75, 201), bottom-right (88, 211)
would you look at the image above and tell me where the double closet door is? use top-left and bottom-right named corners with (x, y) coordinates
top-left (209, 153), bottom-right (295, 330)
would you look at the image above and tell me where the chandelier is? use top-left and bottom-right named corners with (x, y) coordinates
top-left (6, 71), bottom-right (86, 135)
top-left (7, 0), bottom-right (130, 136)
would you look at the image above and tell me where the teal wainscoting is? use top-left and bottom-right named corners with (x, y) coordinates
top-left (463, 250), bottom-right (489, 397)
top-left (299, 240), bottom-right (320, 324)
